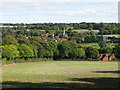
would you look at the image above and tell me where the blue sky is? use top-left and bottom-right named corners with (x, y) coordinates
top-left (0, 0), bottom-right (119, 23)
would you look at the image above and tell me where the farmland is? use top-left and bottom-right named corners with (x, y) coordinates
top-left (80, 43), bottom-right (117, 49)
top-left (73, 29), bottom-right (99, 33)
top-left (2, 61), bottom-right (119, 89)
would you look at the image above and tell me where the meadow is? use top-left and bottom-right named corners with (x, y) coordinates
top-left (2, 61), bottom-right (119, 89)
top-left (73, 29), bottom-right (99, 33)
top-left (80, 43), bottom-right (117, 49)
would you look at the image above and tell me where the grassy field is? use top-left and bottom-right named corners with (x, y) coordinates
top-left (80, 43), bottom-right (117, 49)
top-left (73, 29), bottom-right (99, 33)
top-left (97, 34), bottom-right (119, 38)
top-left (80, 43), bottom-right (100, 49)
top-left (2, 61), bottom-right (119, 89)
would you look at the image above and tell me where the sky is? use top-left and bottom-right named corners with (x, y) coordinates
top-left (0, 0), bottom-right (119, 23)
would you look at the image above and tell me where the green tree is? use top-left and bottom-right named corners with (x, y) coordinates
top-left (113, 44), bottom-right (120, 59)
top-left (68, 41), bottom-right (78, 48)
top-left (48, 42), bottom-right (59, 59)
top-left (69, 48), bottom-right (85, 59)
top-left (39, 41), bottom-right (54, 58)
top-left (2, 35), bottom-right (18, 45)
top-left (29, 44), bottom-right (38, 58)
top-left (38, 48), bottom-right (47, 58)
top-left (99, 47), bottom-right (112, 54)
top-left (98, 41), bottom-right (108, 48)
top-left (85, 47), bottom-right (100, 59)
top-left (99, 28), bottom-right (105, 35)
top-left (2, 45), bottom-right (19, 59)
top-left (18, 44), bottom-right (34, 58)
top-left (58, 41), bottom-right (72, 58)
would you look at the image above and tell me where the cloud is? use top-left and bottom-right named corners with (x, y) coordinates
top-left (0, 0), bottom-right (118, 10)
top-left (0, 0), bottom-right (118, 23)
top-left (56, 8), bottom-right (97, 16)
top-left (0, 0), bottom-right (119, 2)
top-left (50, 6), bottom-right (117, 18)
top-left (0, 2), bottom-right (46, 9)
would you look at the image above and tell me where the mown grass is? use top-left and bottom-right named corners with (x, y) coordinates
top-left (73, 29), bottom-right (99, 33)
top-left (80, 43), bottom-right (117, 49)
top-left (80, 43), bottom-right (100, 49)
top-left (2, 61), bottom-right (119, 89)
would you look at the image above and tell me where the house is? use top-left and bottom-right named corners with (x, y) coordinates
top-left (99, 54), bottom-right (116, 61)
top-left (51, 39), bottom-right (58, 42)
top-left (41, 33), bottom-right (55, 37)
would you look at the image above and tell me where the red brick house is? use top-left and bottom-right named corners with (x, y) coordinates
top-left (99, 54), bottom-right (116, 61)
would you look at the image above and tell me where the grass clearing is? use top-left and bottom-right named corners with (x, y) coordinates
top-left (73, 29), bottom-right (99, 33)
top-left (80, 43), bottom-right (117, 49)
top-left (98, 34), bottom-right (120, 38)
top-left (2, 61), bottom-right (119, 89)
top-left (80, 43), bottom-right (100, 49)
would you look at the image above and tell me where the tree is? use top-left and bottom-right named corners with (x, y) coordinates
top-left (69, 48), bottom-right (85, 59)
top-left (88, 23), bottom-right (93, 30)
top-left (85, 47), bottom-right (100, 59)
top-left (37, 42), bottom-right (53, 58)
top-left (18, 44), bottom-right (34, 58)
top-left (48, 42), bottom-right (59, 60)
top-left (99, 47), bottom-right (112, 54)
top-left (76, 48), bottom-right (85, 58)
top-left (2, 45), bottom-right (19, 59)
top-left (68, 41), bottom-right (78, 48)
top-left (18, 38), bottom-right (30, 45)
top-left (2, 35), bottom-right (18, 45)
top-left (29, 44), bottom-right (38, 58)
top-left (44, 49), bottom-right (53, 58)
top-left (58, 41), bottom-right (73, 58)
top-left (99, 28), bottom-right (105, 35)
top-left (38, 48), bottom-right (47, 58)
top-left (39, 41), bottom-right (54, 58)
top-left (113, 44), bottom-right (120, 59)
top-left (98, 41), bottom-right (108, 48)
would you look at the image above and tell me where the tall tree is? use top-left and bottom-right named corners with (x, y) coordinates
top-left (2, 45), bottom-right (19, 59)
top-left (85, 47), bottom-right (100, 59)
top-left (2, 35), bottom-right (18, 45)
top-left (58, 41), bottom-right (73, 58)
top-left (18, 44), bottom-right (34, 58)
top-left (113, 44), bottom-right (120, 59)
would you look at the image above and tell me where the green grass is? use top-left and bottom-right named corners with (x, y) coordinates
top-left (80, 43), bottom-right (117, 49)
top-left (98, 34), bottom-right (119, 38)
top-left (80, 43), bottom-right (100, 49)
top-left (73, 29), bottom-right (99, 33)
top-left (2, 61), bottom-right (119, 89)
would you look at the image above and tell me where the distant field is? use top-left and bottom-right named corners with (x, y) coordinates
top-left (2, 61), bottom-right (119, 89)
top-left (80, 43), bottom-right (100, 49)
top-left (0, 26), bottom-right (15, 28)
top-left (80, 43), bottom-right (117, 49)
top-left (73, 29), bottom-right (99, 33)
top-left (98, 34), bottom-right (119, 38)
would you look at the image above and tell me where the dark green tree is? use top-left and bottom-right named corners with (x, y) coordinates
top-left (2, 35), bottom-right (18, 45)
top-left (113, 44), bottom-right (120, 59)
top-left (99, 47), bottom-right (112, 54)
top-left (58, 41), bottom-right (73, 58)
top-left (98, 41), bottom-right (108, 48)
top-left (85, 47), bottom-right (100, 59)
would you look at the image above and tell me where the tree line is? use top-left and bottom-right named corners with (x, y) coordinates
top-left (2, 22), bottom-right (119, 35)
top-left (2, 35), bottom-right (98, 60)
top-left (1, 23), bottom-right (120, 64)
top-left (2, 35), bottom-right (120, 64)
top-left (2, 25), bottom-right (119, 44)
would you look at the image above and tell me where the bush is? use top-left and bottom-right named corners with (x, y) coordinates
top-left (2, 58), bottom-right (7, 65)
top-left (6, 59), bottom-right (15, 64)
